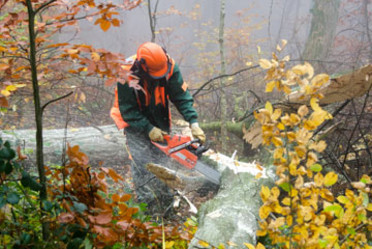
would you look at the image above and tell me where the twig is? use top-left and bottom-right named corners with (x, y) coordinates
top-left (41, 91), bottom-right (73, 114)
top-left (192, 65), bottom-right (259, 97)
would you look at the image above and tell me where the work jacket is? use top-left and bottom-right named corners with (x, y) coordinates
top-left (111, 57), bottom-right (198, 133)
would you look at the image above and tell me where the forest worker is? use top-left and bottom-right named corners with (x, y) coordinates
top-left (110, 42), bottom-right (206, 213)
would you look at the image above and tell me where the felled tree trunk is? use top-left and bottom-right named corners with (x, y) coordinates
top-left (0, 125), bottom-right (128, 171)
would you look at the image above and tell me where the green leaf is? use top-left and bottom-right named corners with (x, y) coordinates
top-left (73, 201), bottom-right (87, 213)
top-left (319, 239), bottom-right (328, 248)
top-left (347, 227), bottom-right (356, 235)
top-left (362, 192), bottom-right (369, 208)
top-left (42, 200), bottom-right (54, 212)
top-left (20, 233), bottom-right (31, 244)
top-left (324, 204), bottom-right (344, 218)
top-left (310, 163), bottom-right (323, 172)
top-left (279, 182), bottom-right (291, 192)
top-left (83, 237), bottom-right (93, 249)
top-left (0, 146), bottom-right (15, 160)
top-left (21, 171), bottom-right (31, 188)
top-left (0, 196), bottom-right (6, 209)
top-left (67, 238), bottom-right (84, 249)
top-left (7, 192), bottom-right (20, 204)
top-left (357, 214), bottom-right (366, 221)
top-left (0, 160), bottom-right (5, 172)
top-left (29, 178), bottom-right (42, 191)
top-left (4, 161), bottom-right (12, 174)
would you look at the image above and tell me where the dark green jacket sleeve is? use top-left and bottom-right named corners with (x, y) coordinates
top-left (117, 82), bottom-right (154, 133)
top-left (168, 64), bottom-right (198, 124)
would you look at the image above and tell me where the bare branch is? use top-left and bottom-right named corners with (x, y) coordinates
top-left (41, 91), bottom-right (73, 114)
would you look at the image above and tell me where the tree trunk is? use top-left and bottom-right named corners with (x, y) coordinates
top-left (218, 0), bottom-right (228, 152)
top-left (26, 0), bottom-right (48, 239)
top-left (302, 0), bottom-right (341, 72)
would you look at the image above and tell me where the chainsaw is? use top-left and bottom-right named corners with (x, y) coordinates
top-left (152, 134), bottom-right (221, 185)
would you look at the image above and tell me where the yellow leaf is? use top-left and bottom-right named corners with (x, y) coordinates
top-left (260, 185), bottom-right (270, 201)
top-left (281, 39), bottom-right (288, 48)
top-left (282, 197), bottom-right (291, 206)
top-left (351, 181), bottom-right (366, 189)
top-left (91, 52), bottom-right (100, 62)
top-left (297, 105), bottom-right (309, 117)
top-left (271, 186), bottom-right (280, 199)
top-left (282, 55), bottom-right (290, 61)
top-left (304, 120), bottom-right (317, 130)
top-left (295, 145), bottom-right (306, 158)
top-left (255, 173), bottom-right (262, 179)
top-left (256, 242), bottom-right (266, 249)
top-left (5, 85), bottom-right (17, 92)
top-left (292, 64), bottom-right (307, 75)
top-left (265, 80), bottom-right (276, 92)
top-left (14, 84), bottom-right (26, 88)
top-left (304, 62), bottom-right (314, 78)
top-left (295, 175), bottom-right (304, 188)
top-left (272, 136), bottom-right (283, 147)
top-left (165, 241), bottom-right (175, 248)
top-left (289, 113), bottom-right (301, 126)
top-left (227, 241), bottom-right (237, 247)
top-left (276, 44), bottom-right (282, 52)
top-left (259, 59), bottom-right (272, 69)
top-left (274, 147), bottom-right (284, 159)
top-left (367, 203), bottom-right (372, 211)
top-left (245, 61), bottom-right (252, 66)
top-left (244, 243), bottom-right (255, 249)
top-left (310, 97), bottom-right (321, 112)
top-left (277, 122), bottom-right (285, 130)
top-left (314, 172), bottom-right (324, 187)
top-left (265, 101), bottom-right (273, 115)
top-left (1, 90), bottom-right (11, 97)
top-left (324, 172), bottom-right (338, 187)
top-left (257, 45), bottom-right (261, 54)
top-left (309, 140), bottom-right (327, 153)
top-left (198, 240), bottom-right (209, 247)
top-left (272, 108), bottom-right (282, 121)
top-left (259, 205), bottom-right (271, 219)
top-left (67, 49), bottom-right (79, 54)
top-left (311, 74), bottom-right (329, 87)
top-left (337, 196), bottom-right (349, 204)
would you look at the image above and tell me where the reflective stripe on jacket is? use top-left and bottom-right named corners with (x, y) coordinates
top-left (110, 56), bottom-right (197, 132)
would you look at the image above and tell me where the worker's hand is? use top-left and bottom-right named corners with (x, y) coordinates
top-left (149, 127), bottom-right (166, 142)
top-left (191, 123), bottom-right (206, 144)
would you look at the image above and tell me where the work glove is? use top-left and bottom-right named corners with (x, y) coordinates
top-left (191, 123), bottom-right (206, 144)
top-left (149, 126), bottom-right (166, 142)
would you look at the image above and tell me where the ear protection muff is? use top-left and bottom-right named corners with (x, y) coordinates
top-left (134, 46), bottom-right (172, 80)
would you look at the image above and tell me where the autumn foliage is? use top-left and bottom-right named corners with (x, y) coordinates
top-left (0, 140), bottom-right (195, 248)
top-left (47, 144), bottom-right (194, 248)
top-left (246, 41), bottom-right (372, 249)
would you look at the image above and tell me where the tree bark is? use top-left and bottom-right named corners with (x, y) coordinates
top-left (218, 0), bottom-right (228, 152)
top-left (302, 0), bottom-right (341, 71)
top-left (26, 0), bottom-right (48, 239)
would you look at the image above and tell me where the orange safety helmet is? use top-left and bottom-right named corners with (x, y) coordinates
top-left (136, 42), bottom-right (171, 79)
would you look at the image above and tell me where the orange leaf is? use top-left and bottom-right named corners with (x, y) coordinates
top-left (17, 146), bottom-right (27, 160)
top-left (112, 193), bottom-right (120, 202)
top-left (58, 212), bottom-right (75, 223)
top-left (120, 194), bottom-right (131, 202)
top-left (108, 168), bottom-right (123, 182)
top-left (0, 97), bottom-right (8, 107)
top-left (112, 18), bottom-right (120, 27)
top-left (94, 212), bottom-right (112, 225)
top-left (100, 19), bottom-right (111, 31)
top-left (0, 64), bottom-right (10, 70)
